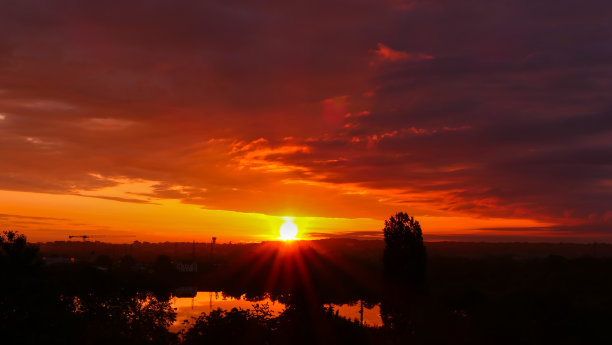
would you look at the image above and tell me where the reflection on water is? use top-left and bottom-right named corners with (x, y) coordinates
top-left (171, 291), bottom-right (382, 331)
top-left (170, 291), bottom-right (285, 332)
top-left (331, 301), bottom-right (382, 327)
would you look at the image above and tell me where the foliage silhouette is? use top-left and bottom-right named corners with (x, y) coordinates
top-left (0, 231), bottom-right (178, 345)
top-left (181, 297), bottom-right (382, 345)
top-left (95, 254), bottom-right (113, 267)
top-left (119, 255), bottom-right (137, 271)
top-left (382, 212), bottom-right (427, 285)
top-left (154, 254), bottom-right (175, 273)
top-left (72, 291), bottom-right (177, 345)
top-left (181, 306), bottom-right (274, 345)
top-left (0, 230), bottom-right (39, 270)
top-left (3, 231), bottom-right (612, 344)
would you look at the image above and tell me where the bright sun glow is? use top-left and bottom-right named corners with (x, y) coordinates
top-left (279, 221), bottom-right (298, 240)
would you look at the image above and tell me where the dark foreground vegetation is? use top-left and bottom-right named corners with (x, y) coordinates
top-left (3, 219), bottom-right (612, 344)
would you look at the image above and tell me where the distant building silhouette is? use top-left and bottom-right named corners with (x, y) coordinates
top-left (42, 257), bottom-right (74, 265)
top-left (175, 260), bottom-right (198, 272)
top-left (173, 286), bottom-right (197, 298)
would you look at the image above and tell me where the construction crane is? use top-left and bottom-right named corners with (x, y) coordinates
top-left (68, 235), bottom-right (91, 241)
top-left (68, 235), bottom-right (135, 241)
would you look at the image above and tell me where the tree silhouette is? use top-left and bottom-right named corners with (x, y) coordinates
top-left (119, 255), bottom-right (136, 271)
top-left (382, 212), bottom-right (427, 284)
top-left (154, 254), bottom-right (174, 273)
top-left (0, 231), bottom-right (39, 277)
top-left (73, 291), bottom-right (177, 345)
top-left (0, 231), bottom-right (38, 264)
top-left (95, 254), bottom-right (113, 267)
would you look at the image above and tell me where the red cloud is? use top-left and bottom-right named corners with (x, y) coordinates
top-left (0, 0), bottom-right (611, 240)
top-left (371, 43), bottom-right (433, 63)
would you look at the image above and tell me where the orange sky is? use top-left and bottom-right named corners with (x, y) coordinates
top-left (0, 188), bottom-right (570, 243)
top-left (1, 1), bottom-right (611, 243)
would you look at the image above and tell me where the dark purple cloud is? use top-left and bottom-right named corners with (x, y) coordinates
top-left (0, 0), bottom-right (611, 236)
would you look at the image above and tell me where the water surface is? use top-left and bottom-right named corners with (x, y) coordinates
top-left (171, 291), bottom-right (382, 331)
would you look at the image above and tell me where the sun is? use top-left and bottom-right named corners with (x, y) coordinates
top-left (279, 221), bottom-right (298, 241)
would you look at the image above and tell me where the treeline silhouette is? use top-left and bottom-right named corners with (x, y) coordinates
top-left (1, 231), bottom-right (177, 345)
top-left (37, 239), bottom-right (612, 278)
top-left (3, 211), bottom-right (612, 345)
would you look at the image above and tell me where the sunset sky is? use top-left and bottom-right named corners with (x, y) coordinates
top-left (1, 0), bottom-right (611, 242)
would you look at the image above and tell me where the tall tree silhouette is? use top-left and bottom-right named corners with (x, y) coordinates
top-left (382, 212), bottom-right (427, 284)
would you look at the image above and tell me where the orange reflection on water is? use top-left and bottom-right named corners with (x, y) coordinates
top-left (170, 291), bottom-right (285, 332)
top-left (170, 291), bottom-right (382, 332)
top-left (328, 302), bottom-right (382, 327)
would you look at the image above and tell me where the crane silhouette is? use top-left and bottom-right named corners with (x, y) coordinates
top-left (68, 235), bottom-right (135, 241)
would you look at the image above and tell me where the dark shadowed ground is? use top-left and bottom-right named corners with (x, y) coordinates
top-left (3, 237), bottom-right (612, 344)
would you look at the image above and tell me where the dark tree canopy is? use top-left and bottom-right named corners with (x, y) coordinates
top-left (382, 213), bottom-right (427, 284)
top-left (0, 231), bottom-right (39, 272)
